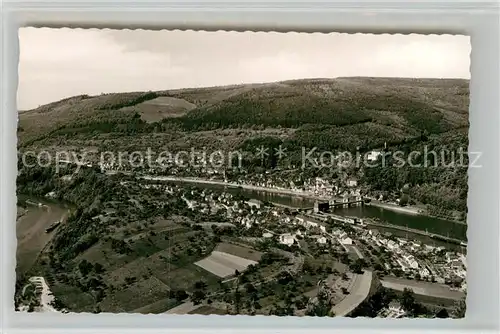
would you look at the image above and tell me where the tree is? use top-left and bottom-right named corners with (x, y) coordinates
top-left (194, 280), bottom-right (207, 290)
top-left (94, 262), bottom-right (105, 274)
top-left (78, 259), bottom-right (93, 276)
top-left (436, 308), bottom-right (449, 318)
top-left (399, 194), bottom-right (410, 206)
top-left (245, 283), bottom-right (257, 295)
top-left (306, 300), bottom-right (330, 317)
top-left (349, 258), bottom-right (365, 274)
top-left (190, 290), bottom-right (206, 305)
top-left (172, 290), bottom-right (188, 301)
top-left (452, 298), bottom-right (466, 318)
top-left (295, 295), bottom-right (309, 310)
top-left (400, 288), bottom-right (416, 313)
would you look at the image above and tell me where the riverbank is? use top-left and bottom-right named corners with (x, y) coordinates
top-left (140, 175), bottom-right (328, 200)
top-left (369, 200), bottom-right (422, 215)
top-left (139, 175), bottom-right (469, 222)
top-left (16, 198), bottom-right (69, 274)
top-left (369, 199), bottom-right (466, 225)
top-left (138, 175), bottom-right (465, 240)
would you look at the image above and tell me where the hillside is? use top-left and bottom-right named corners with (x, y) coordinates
top-left (16, 77), bottom-right (470, 313)
top-left (17, 77), bottom-right (469, 217)
top-left (18, 77), bottom-right (469, 153)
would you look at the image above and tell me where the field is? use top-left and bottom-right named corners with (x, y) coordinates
top-left (50, 283), bottom-right (96, 312)
top-left (188, 305), bottom-right (228, 315)
top-left (132, 298), bottom-right (180, 314)
top-left (194, 251), bottom-right (258, 278)
top-left (214, 242), bottom-right (263, 262)
top-left (99, 276), bottom-right (172, 312)
top-left (155, 264), bottom-right (220, 291)
top-left (125, 96), bottom-right (197, 123)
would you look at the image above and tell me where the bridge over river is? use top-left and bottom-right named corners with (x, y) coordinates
top-left (298, 199), bottom-right (366, 211)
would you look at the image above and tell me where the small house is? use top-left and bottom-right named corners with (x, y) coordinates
top-left (340, 237), bottom-right (353, 245)
top-left (279, 234), bottom-right (295, 246)
top-left (347, 178), bottom-right (358, 187)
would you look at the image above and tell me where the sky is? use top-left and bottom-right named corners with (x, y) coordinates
top-left (17, 28), bottom-right (471, 110)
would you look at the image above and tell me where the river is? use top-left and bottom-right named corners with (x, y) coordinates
top-left (160, 179), bottom-right (467, 244)
top-left (16, 195), bottom-right (70, 274)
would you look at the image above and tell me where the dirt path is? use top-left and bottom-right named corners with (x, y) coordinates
top-left (164, 301), bottom-right (200, 314)
top-left (23, 276), bottom-right (59, 313)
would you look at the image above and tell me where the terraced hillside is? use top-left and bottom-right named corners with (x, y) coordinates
top-left (16, 77), bottom-right (470, 313)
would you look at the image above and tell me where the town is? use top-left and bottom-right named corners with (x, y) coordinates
top-left (16, 170), bottom-right (466, 317)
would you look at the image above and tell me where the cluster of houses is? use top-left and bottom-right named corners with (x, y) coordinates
top-left (429, 251), bottom-right (467, 289)
top-left (360, 230), bottom-right (434, 277)
top-left (133, 179), bottom-right (466, 294)
top-left (272, 214), bottom-right (357, 248)
top-left (355, 228), bottom-right (467, 286)
top-left (273, 215), bottom-right (329, 246)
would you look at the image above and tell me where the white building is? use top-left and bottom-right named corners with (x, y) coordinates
top-left (419, 268), bottom-right (430, 278)
top-left (385, 302), bottom-right (406, 318)
top-left (397, 259), bottom-right (408, 272)
top-left (316, 236), bottom-right (328, 244)
top-left (404, 255), bottom-right (419, 269)
top-left (279, 234), bottom-right (295, 246)
top-left (296, 215), bottom-right (320, 229)
top-left (367, 150), bottom-right (382, 162)
top-left (340, 237), bottom-right (353, 245)
top-left (387, 240), bottom-right (398, 251)
top-left (347, 179), bottom-right (358, 187)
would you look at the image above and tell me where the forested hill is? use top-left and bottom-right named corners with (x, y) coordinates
top-left (18, 77), bottom-right (469, 151)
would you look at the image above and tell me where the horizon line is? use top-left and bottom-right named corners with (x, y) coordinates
top-left (18, 75), bottom-right (470, 112)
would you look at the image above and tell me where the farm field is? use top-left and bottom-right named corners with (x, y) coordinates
top-left (132, 298), bottom-right (180, 314)
top-left (126, 96), bottom-right (197, 123)
top-left (215, 242), bottom-right (263, 262)
top-left (155, 263), bottom-right (220, 291)
top-left (194, 251), bottom-right (258, 278)
top-left (188, 305), bottom-right (228, 315)
top-left (99, 276), bottom-right (171, 312)
top-left (165, 301), bottom-right (199, 314)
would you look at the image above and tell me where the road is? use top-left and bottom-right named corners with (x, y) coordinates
top-left (330, 270), bottom-right (373, 317)
top-left (164, 301), bottom-right (199, 314)
top-left (380, 276), bottom-right (465, 301)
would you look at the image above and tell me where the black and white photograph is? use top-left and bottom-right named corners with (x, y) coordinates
top-left (15, 28), bottom-right (470, 318)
